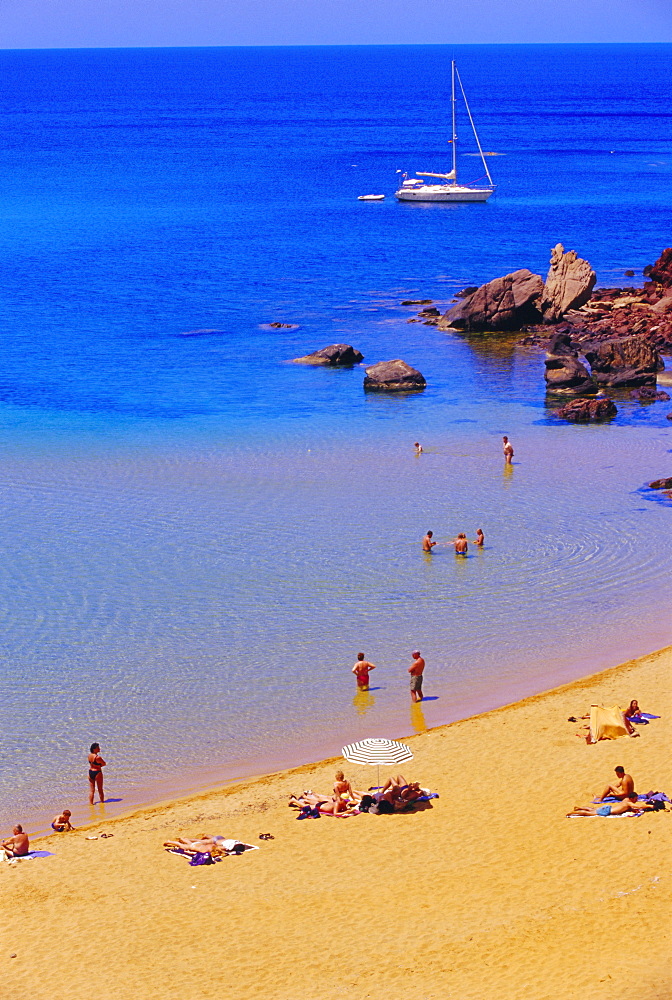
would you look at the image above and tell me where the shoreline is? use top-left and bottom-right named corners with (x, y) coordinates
top-left (26, 640), bottom-right (672, 844)
top-left (5, 642), bottom-right (670, 1000)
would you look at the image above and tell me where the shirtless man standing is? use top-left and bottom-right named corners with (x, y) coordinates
top-left (352, 652), bottom-right (376, 690)
top-left (452, 533), bottom-right (468, 555)
top-left (2, 824), bottom-right (29, 857)
top-left (502, 436), bottom-right (514, 464)
top-left (422, 531), bottom-right (437, 553)
top-left (408, 650), bottom-right (425, 703)
top-left (598, 766), bottom-right (635, 802)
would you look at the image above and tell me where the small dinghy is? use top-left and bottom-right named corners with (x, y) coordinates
top-left (357, 194), bottom-right (385, 201)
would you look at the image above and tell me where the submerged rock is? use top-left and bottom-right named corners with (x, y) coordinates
top-left (541, 243), bottom-right (596, 322)
top-left (293, 344), bottom-right (364, 366)
top-left (438, 269), bottom-right (543, 331)
top-left (583, 336), bottom-right (663, 388)
top-left (630, 387), bottom-right (671, 402)
top-left (554, 397), bottom-right (617, 422)
top-left (363, 359), bottom-right (426, 392)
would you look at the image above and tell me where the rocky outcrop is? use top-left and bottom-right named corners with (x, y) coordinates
top-left (649, 248), bottom-right (672, 288)
top-left (293, 344), bottom-right (364, 366)
top-left (544, 332), bottom-right (595, 393)
top-left (583, 336), bottom-right (663, 388)
top-left (555, 397), bottom-right (617, 422)
top-left (649, 476), bottom-right (672, 489)
top-left (438, 269), bottom-right (543, 331)
top-left (363, 359), bottom-right (426, 393)
top-left (540, 244), bottom-right (596, 322)
top-left (630, 387), bottom-right (671, 402)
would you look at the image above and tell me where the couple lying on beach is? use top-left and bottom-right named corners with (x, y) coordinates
top-left (567, 766), bottom-right (668, 817)
top-left (289, 773), bottom-right (426, 817)
top-left (163, 834), bottom-right (255, 861)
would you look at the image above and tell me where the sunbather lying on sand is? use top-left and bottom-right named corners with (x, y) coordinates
top-left (163, 835), bottom-right (223, 855)
top-left (358, 779), bottom-right (426, 814)
top-left (568, 799), bottom-right (662, 817)
top-left (288, 793), bottom-right (358, 816)
top-left (379, 775), bottom-right (423, 804)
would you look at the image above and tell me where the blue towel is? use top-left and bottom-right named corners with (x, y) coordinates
top-left (631, 712), bottom-right (660, 724)
top-left (595, 792), bottom-right (670, 804)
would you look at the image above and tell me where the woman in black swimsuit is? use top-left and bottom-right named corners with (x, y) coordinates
top-left (88, 742), bottom-right (106, 805)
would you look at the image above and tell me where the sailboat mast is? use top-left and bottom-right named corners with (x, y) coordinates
top-left (451, 60), bottom-right (457, 182)
top-left (455, 65), bottom-right (494, 188)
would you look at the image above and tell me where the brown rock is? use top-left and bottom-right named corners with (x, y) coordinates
top-left (583, 336), bottom-right (663, 387)
top-left (648, 248), bottom-right (672, 287)
top-left (541, 244), bottom-right (596, 322)
top-left (293, 344), bottom-right (364, 366)
top-left (555, 397), bottom-right (617, 422)
top-left (649, 476), bottom-right (672, 489)
top-left (544, 334), bottom-right (595, 393)
top-left (630, 387), bottom-right (671, 402)
top-left (363, 359), bottom-right (426, 393)
top-left (438, 269), bottom-right (543, 331)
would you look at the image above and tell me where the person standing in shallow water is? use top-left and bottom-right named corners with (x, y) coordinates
top-left (408, 650), bottom-right (425, 703)
top-left (88, 743), bottom-right (106, 805)
top-left (422, 531), bottom-right (436, 553)
top-left (502, 436), bottom-right (514, 464)
top-left (473, 529), bottom-right (484, 547)
top-left (414, 442), bottom-right (423, 455)
top-left (352, 652), bottom-right (376, 691)
top-left (452, 533), bottom-right (468, 555)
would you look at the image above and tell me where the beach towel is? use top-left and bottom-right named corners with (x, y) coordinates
top-left (630, 712), bottom-right (661, 724)
top-left (166, 840), bottom-right (259, 862)
top-left (1, 850), bottom-right (54, 863)
top-left (566, 812), bottom-right (640, 819)
top-left (594, 792), bottom-right (670, 804)
top-left (589, 705), bottom-right (629, 743)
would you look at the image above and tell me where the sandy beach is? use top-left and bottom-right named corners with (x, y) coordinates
top-left (2, 644), bottom-right (670, 1000)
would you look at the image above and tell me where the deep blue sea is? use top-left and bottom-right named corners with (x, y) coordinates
top-left (1, 44), bottom-right (671, 830)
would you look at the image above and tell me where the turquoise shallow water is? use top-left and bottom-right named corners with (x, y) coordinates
top-left (0, 43), bottom-right (671, 829)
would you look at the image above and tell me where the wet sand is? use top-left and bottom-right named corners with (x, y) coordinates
top-left (1, 645), bottom-right (670, 1000)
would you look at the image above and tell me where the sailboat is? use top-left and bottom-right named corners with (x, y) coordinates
top-left (395, 61), bottom-right (495, 203)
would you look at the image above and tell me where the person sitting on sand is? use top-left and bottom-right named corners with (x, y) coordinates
top-left (352, 653), bottom-right (376, 691)
top-left (598, 766), bottom-right (636, 802)
top-left (568, 799), bottom-right (660, 817)
top-left (473, 528), bottom-right (484, 547)
top-left (51, 810), bottom-right (75, 832)
top-left (333, 771), bottom-right (362, 802)
top-left (2, 824), bottom-right (29, 857)
top-left (624, 700), bottom-right (643, 720)
top-left (452, 533), bottom-right (468, 555)
top-left (422, 531), bottom-right (436, 553)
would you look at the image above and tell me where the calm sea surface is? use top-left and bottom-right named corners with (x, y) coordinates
top-left (0, 44), bottom-right (671, 830)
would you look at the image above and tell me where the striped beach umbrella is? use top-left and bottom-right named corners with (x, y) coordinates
top-left (342, 737), bottom-right (413, 791)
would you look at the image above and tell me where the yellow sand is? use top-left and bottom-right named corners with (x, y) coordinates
top-left (2, 646), bottom-right (671, 1000)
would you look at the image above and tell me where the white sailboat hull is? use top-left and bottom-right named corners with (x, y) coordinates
top-left (395, 184), bottom-right (493, 203)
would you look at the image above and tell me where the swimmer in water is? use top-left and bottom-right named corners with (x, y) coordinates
top-left (422, 531), bottom-right (437, 553)
top-left (414, 442), bottom-right (423, 455)
top-left (452, 533), bottom-right (468, 555)
top-left (473, 528), bottom-right (484, 547)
